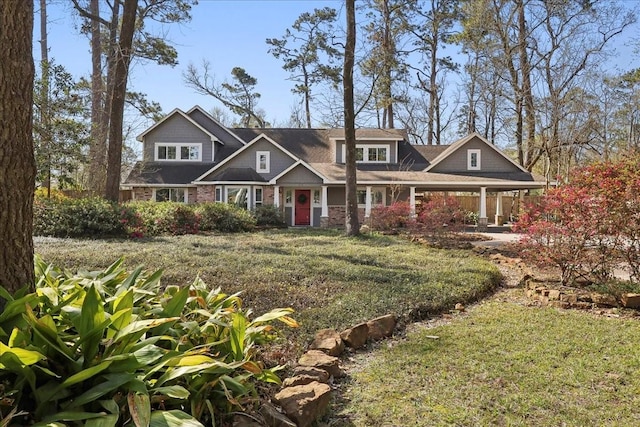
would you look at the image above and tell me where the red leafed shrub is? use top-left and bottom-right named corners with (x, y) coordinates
top-left (415, 194), bottom-right (467, 235)
top-left (370, 201), bottom-right (413, 231)
top-left (515, 154), bottom-right (640, 285)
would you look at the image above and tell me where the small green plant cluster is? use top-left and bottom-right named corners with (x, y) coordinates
top-left (131, 201), bottom-right (200, 236)
top-left (0, 257), bottom-right (297, 426)
top-left (194, 202), bottom-right (256, 232)
top-left (252, 205), bottom-right (287, 228)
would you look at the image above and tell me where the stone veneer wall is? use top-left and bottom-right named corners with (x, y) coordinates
top-left (187, 188), bottom-right (197, 203)
top-left (263, 186), bottom-right (275, 205)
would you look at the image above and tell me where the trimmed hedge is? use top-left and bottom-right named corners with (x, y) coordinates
top-left (32, 197), bottom-right (277, 238)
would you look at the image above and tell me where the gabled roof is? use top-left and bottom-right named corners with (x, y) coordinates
top-left (136, 108), bottom-right (220, 143)
top-left (424, 132), bottom-right (529, 173)
top-left (269, 160), bottom-right (328, 184)
top-left (186, 105), bottom-right (247, 147)
top-left (193, 133), bottom-right (330, 183)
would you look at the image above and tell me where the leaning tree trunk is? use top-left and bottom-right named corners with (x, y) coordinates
top-left (0, 0), bottom-right (37, 295)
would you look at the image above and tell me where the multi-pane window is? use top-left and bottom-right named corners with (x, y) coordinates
top-left (155, 143), bottom-right (201, 161)
top-left (256, 151), bottom-right (270, 173)
top-left (155, 188), bottom-right (186, 203)
top-left (343, 145), bottom-right (390, 163)
top-left (356, 187), bottom-right (386, 206)
top-left (226, 187), bottom-right (248, 209)
top-left (467, 149), bottom-right (481, 170)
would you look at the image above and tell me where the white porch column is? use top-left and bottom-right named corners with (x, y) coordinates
top-left (410, 187), bottom-right (416, 217)
top-left (478, 187), bottom-right (488, 230)
top-left (365, 186), bottom-right (372, 218)
top-left (320, 185), bottom-right (329, 227)
top-left (274, 186), bottom-right (280, 208)
top-left (495, 191), bottom-right (503, 225)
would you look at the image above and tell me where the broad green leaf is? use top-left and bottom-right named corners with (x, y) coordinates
top-left (60, 360), bottom-right (112, 388)
top-left (0, 284), bottom-right (15, 302)
top-left (0, 293), bottom-right (39, 323)
top-left (62, 372), bottom-right (135, 408)
top-left (229, 313), bottom-right (246, 361)
top-left (25, 308), bottom-right (74, 361)
top-left (85, 414), bottom-right (119, 427)
top-left (8, 326), bottom-right (29, 348)
top-left (114, 266), bottom-right (144, 297)
top-left (0, 341), bottom-right (45, 367)
top-left (167, 354), bottom-right (217, 367)
top-left (98, 399), bottom-right (120, 414)
top-left (128, 392), bottom-right (151, 427)
top-left (149, 410), bottom-right (204, 427)
top-left (0, 352), bottom-right (37, 390)
top-left (112, 318), bottom-right (179, 344)
top-left (256, 368), bottom-right (283, 385)
top-left (108, 308), bottom-right (133, 339)
top-left (106, 345), bottom-right (167, 372)
top-left (251, 307), bottom-right (295, 324)
top-left (38, 411), bottom-right (109, 424)
top-left (150, 385), bottom-right (190, 400)
top-left (162, 285), bottom-right (189, 318)
top-left (77, 284), bottom-right (106, 364)
top-left (155, 361), bottom-right (238, 387)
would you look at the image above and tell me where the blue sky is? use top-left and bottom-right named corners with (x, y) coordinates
top-left (36, 1), bottom-right (344, 125)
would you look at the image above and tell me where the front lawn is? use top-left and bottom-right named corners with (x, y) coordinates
top-left (34, 229), bottom-right (500, 343)
top-left (335, 290), bottom-right (640, 426)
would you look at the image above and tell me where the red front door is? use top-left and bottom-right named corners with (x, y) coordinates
top-left (294, 190), bottom-right (311, 226)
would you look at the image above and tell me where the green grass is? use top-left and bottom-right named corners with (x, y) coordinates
top-left (34, 229), bottom-right (500, 342)
top-left (334, 291), bottom-right (640, 426)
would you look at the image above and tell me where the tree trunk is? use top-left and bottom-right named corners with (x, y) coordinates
top-left (39, 0), bottom-right (51, 197)
top-left (344, 0), bottom-right (359, 236)
top-left (105, 0), bottom-right (138, 201)
top-left (0, 0), bottom-right (36, 295)
top-left (88, 0), bottom-right (107, 195)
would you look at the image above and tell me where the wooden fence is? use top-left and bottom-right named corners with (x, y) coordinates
top-left (452, 195), bottom-right (542, 221)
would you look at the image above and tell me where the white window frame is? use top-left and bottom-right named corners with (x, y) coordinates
top-left (254, 187), bottom-right (263, 207)
top-left (467, 149), bottom-right (481, 170)
top-left (342, 144), bottom-right (390, 164)
top-left (154, 142), bottom-right (202, 162)
top-left (153, 188), bottom-right (187, 203)
top-left (225, 186), bottom-right (250, 209)
top-left (215, 187), bottom-right (222, 202)
top-left (356, 187), bottom-right (386, 207)
top-left (256, 151), bottom-right (271, 173)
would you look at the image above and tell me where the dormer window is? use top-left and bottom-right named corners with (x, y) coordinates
top-left (155, 143), bottom-right (202, 161)
top-left (343, 144), bottom-right (390, 164)
top-left (467, 149), bottom-right (481, 170)
top-left (256, 151), bottom-right (270, 173)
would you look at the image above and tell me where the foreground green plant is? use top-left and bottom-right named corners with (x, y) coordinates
top-left (0, 257), bottom-right (297, 426)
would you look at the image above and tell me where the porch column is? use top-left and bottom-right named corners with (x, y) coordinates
top-left (478, 186), bottom-right (488, 231)
top-left (495, 191), bottom-right (503, 226)
top-left (274, 186), bottom-right (280, 208)
top-left (320, 185), bottom-right (329, 227)
top-left (410, 187), bottom-right (416, 217)
top-left (365, 186), bottom-right (372, 218)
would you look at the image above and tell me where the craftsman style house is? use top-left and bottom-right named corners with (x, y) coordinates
top-left (123, 106), bottom-right (545, 228)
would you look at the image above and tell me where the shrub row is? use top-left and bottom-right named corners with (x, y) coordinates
top-left (33, 197), bottom-right (286, 238)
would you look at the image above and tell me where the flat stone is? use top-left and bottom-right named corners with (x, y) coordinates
top-left (591, 293), bottom-right (617, 307)
top-left (232, 413), bottom-right (263, 427)
top-left (309, 329), bottom-right (344, 356)
top-left (292, 366), bottom-right (330, 383)
top-left (340, 323), bottom-right (369, 349)
top-left (298, 350), bottom-right (342, 378)
top-left (548, 289), bottom-right (561, 301)
top-left (273, 382), bottom-right (332, 427)
top-left (621, 293), bottom-right (640, 309)
top-left (366, 314), bottom-right (396, 340)
top-left (260, 402), bottom-right (297, 427)
top-left (283, 374), bottom-right (324, 388)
